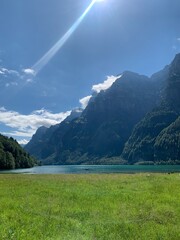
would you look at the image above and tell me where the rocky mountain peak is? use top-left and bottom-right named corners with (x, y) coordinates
top-left (35, 126), bottom-right (48, 137)
top-left (65, 108), bottom-right (83, 122)
top-left (170, 53), bottom-right (180, 76)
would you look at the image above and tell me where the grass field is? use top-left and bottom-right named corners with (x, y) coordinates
top-left (0, 173), bottom-right (179, 240)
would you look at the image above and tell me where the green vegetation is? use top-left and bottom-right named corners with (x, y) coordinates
top-left (0, 134), bottom-right (36, 170)
top-left (122, 54), bottom-right (180, 164)
top-left (122, 109), bottom-right (180, 163)
top-left (154, 116), bottom-right (180, 161)
top-left (0, 174), bottom-right (179, 239)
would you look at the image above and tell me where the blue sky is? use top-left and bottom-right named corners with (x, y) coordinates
top-left (0, 0), bottom-right (180, 144)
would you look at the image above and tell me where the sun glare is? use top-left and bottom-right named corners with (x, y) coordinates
top-left (32, 1), bottom-right (97, 75)
top-left (31, 0), bottom-right (106, 75)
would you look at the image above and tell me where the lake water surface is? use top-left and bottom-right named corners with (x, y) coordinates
top-left (1, 165), bottom-right (180, 174)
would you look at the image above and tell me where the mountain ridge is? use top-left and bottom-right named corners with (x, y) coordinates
top-left (122, 53), bottom-right (180, 164)
top-left (25, 54), bottom-right (180, 165)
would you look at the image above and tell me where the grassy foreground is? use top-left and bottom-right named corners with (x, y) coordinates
top-left (0, 174), bottom-right (179, 240)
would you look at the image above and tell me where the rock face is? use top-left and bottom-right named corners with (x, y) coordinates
top-left (25, 54), bottom-right (180, 165)
top-left (24, 109), bottom-right (83, 162)
top-left (165, 54), bottom-right (180, 112)
top-left (122, 54), bottom-right (180, 164)
top-left (53, 72), bottom-right (162, 164)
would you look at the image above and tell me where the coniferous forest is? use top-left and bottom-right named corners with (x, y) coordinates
top-left (0, 134), bottom-right (36, 169)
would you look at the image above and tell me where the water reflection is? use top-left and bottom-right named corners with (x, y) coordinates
top-left (1, 165), bottom-right (180, 174)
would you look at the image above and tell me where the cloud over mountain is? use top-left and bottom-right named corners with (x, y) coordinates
top-left (92, 75), bottom-right (121, 93)
top-left (79, 75), bottom-right (121, 109)
top-left (0, 107), bottom-right (71, 141)
top-left (79, 95), bottom-right (92, 109)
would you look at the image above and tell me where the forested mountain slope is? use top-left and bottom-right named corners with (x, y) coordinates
top-left (0, 134), bottom-right (36, 169)
top-left (122, 54), bottom-right (180, 164)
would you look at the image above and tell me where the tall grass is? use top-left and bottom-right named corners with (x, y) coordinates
top-left (0, 174), bottom-right (179, 239)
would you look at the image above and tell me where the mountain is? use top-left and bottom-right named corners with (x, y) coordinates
top-left (26, 69), bottom-right (165, 164)
top-left (122, 54), bottom-right (180, 164)
top-left (54, 71), bottom-right (163, 164)
top-left (24, 125), bottom-right (49, 160)
top-left (0, 134), bottom-right (36, 170)
top-left (25, 108), bottom-right (83, 161)
top-left (165, 54), bottom-right (180, 111)
top-left (25, 54), bottom-right (180, 165)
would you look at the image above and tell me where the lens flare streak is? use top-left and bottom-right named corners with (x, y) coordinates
top-left (32, 0), bottom-right (97, 75)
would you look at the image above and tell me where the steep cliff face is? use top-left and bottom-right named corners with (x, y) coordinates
top-left (25, 126), bottom-right (48, 159)
top-left (165, 54), bottom-right (180, 112)
top-left (122, 54), bottom-right (180, 164)
top-left (25, 54), bottom-right (180, 165)
top-left (24, 109), bottom-right (82, 161)
top-left (55, 72), bottom-right (160, 164)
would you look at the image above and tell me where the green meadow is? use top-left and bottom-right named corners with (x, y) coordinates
top-left (0, 174), bottom-right (179, 240)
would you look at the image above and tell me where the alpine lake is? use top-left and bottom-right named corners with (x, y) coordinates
top-left (1, 164), bottom-right (180, 174)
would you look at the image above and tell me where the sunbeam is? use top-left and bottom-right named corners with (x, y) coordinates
top-left (32, 0), bottom-right (97, 75)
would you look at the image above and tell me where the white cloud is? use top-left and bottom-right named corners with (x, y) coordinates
top-left (26, 78), bottom-right (34, 83)
top-left (0, 67), bottom-right (8, 73)
top-left (0, 70), bottom-right (5, 75)
top-left (8, 70), bottom-right (20, 76)
top-left (0, 107), bottom-right (71, 139)
top-left (0, 65), bottom-right (37, 90)
top-left (2, 130), bottom-right (34, 138)
top-left (23, 68), bottom-right (35, 76)
top-left (0, 107), bottom-right (6, 111)
top-left (5, 82), bottom-right (18, 87)
top-left (0, 67), bottom-right (8, 75)
top-left (79, 75), bottom-right (121, 109)
top-left (92, 75), bottom-right (121, 93)
top-left (0, 134), bottom-right (30, 145)
top-left (0, 67), bottom-right (19, 76)
top-left (0, 66), bottom-right (22, 88)
top-left (17, 139), bottom-right (29, 145)
top-left (79, 95), bottom-right (92, 109)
